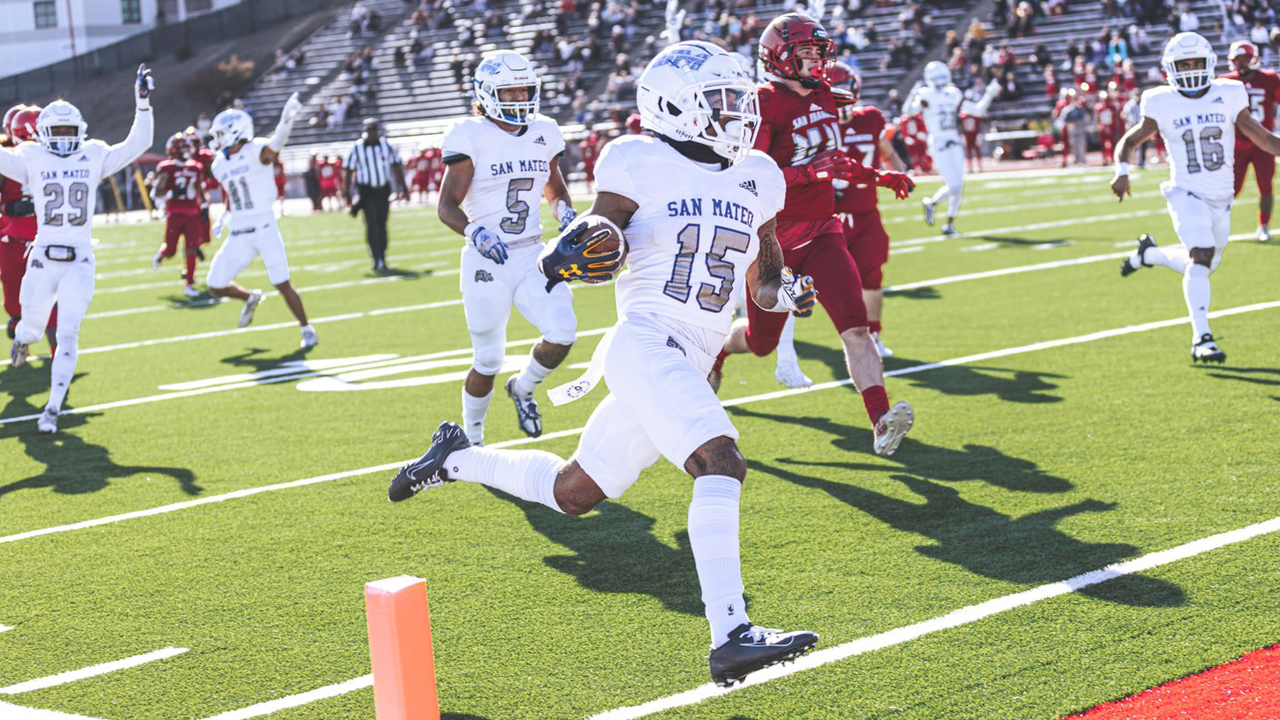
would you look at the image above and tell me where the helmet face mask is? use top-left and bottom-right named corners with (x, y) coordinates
top-left (1162, 32), bottom-right (1216, 95)
top-left (210, 109), bottom-right (255, 153)
top-left (758, 13), bottom-right (834, 89)
top-left (167, 132), bottom-right (191, 159)
top-left (638, 42), bottom-right (762, 165)
top-left (474, 50), bottom-right (541, 126)
top-left (924, 61), bottom-right (952, 88)
top-left (36, 101), bottom-right (86, 157)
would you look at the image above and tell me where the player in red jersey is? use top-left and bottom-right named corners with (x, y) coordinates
top-left (1094, 90), bottom-right (1124, 164)
top-left (409, 147), bottom-right (432, 201)
top-left (901, 113), bottom-right (931, 171)
top-left (827, 63), bottom-right (909, 360)
top-left (318, 155), bottom-right (341, 209)
top-left (1222, 40), bottom-right (1280, 241)
top-left (0, 105), bottom-right (56, 344)
top-left (184, 127), bottom-right (217, 253)
top-left (579, 130), bottom-right (601, 191)
top-left (273, 158), bottom-right (287, 211)
top-left (960, 111), bottom-right (982, 172)
top-left (1053, 88), bottom-right (1075, 168)
top-left (151, 133), bottom-right (208, 298)
top-left (713, 13), bottom-right (915, 456)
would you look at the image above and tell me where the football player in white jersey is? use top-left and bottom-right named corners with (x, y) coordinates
top-left (903, 61), bottom-right (999, 235)
top-left (205, 94), bottom-right (317, 348)
top-left (1, 65), bottom-right (154, 433)
top-left (388, 41), bottom-right (820, 686)
top-left (1113, 32), bottom-right (1280, 362)
top-left (437, 49), bottom-right (578, 444)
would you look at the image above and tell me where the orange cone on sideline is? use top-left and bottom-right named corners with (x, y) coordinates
top-left (365, 575), bottom-right (440, 720)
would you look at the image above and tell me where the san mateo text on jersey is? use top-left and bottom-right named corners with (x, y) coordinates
top-left (40, 168), bottom-right (91, 180)
top-left (1172, 112), bottom-right (1228, 129)
top-left (666, 197), bottom-right (755, 227)
top-left (490, 158), bottom-right (550, 176)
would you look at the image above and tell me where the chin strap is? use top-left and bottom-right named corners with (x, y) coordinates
top-left (657, 134), bottom-right (729, 168)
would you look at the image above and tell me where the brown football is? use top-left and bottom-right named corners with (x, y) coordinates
top-left (575, 214), bottom-right (628, 283)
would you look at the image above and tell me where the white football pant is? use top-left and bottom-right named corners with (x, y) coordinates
top-left (16, 247), bottom-right (96, 411)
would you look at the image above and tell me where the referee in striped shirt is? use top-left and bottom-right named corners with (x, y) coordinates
top-left (345, 118), bottom-right (408, 271)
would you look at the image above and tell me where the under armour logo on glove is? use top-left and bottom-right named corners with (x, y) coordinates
top-left (778, 267), bottom-right (817, 317)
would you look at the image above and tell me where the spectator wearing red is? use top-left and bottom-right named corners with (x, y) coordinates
top-left (578, 131), bottom-right (600, 191)
top-left (1094, 90), bottom-right (1123, 164)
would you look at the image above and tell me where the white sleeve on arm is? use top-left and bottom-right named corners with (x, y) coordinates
top-left (0, 146), bottom-right (28, 186)
top-left (441, 121), bottom-right (472, 162)
top-left (102, 106), bottom-right (155, 177)
top-left (547, 121), bottom-right (567, 159)
top-left (593, 140), bottom-right (641, 204)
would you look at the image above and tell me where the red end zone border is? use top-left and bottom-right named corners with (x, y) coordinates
top-left (1067, 645), bottom-right (1280, 720)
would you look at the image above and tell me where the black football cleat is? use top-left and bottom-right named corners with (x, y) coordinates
top-left (5, 315), bottom-right (17, 340)
top-left (1191, 333), bottom-right (1226, 364)
top-left (388, 421), bottom-right (470, 502)
top-left (708, 623), bottom-right (819, 687)
top-left (1120, 234), bottom-right (1156, 277)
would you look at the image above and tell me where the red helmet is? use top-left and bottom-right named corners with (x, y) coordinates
top-left (4, 105), bottom-right (25, 136)
top-left (758, 13), bottom-right (835, 89)
top-left (183, 126), bottom-right (204, 149)
top-left (1230, 40), bottom-right (1260, 73)
top-left (166, 132), bottom-right (191, 159)
top-left (8, 106), bottom-right (40, 143)
top-left (827, 61), bottom-right (860, 105)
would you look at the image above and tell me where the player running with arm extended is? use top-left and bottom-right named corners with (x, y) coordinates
top-left (1220, 39), bottom-right (1280, 242)
top-left (1, 66), bottom-right (154, 433)
top-left (713, 12), bottom-right (915, 456)
top-left (151, 132), bottom-right (208, 298)
top-left (904, 61), bottom-right (1000, 235)
top-left (387, 41), bottom-right (820, 687)
top-left (205, 93), bottom-right (317, 348)
top-left (1112, 32), bottom-right (1280, 363)
top-left (436, 49), bottom-right (578, 444)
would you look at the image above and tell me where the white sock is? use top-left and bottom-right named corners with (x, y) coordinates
top-left (445, 446), bottom-right (564, 512)
top-left (1143, 245), bottom-right (1189, 273)
top-left (1183, 263), bottom-right (1212, 339)
top-left (776, 314), bottom-right (799, 365)
top-left (929, 185), bottom-right (950, 205)
top-left (300, 323), bottom-right (314, 334)
top-left (461, 387), bottom-right (492, 445)
top-left (512, 351), bottom-right (554, 398)
top-left (689, 475), bottom-right (748, 647)
top-left (47, 331), bottom-right (78, 412)
top-left (948, 194), bottom-right (962, 220)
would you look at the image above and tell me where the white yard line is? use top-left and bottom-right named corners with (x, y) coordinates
top-left (0, 701), bottom-right (106, 719)
top-left (587, 514), bottom-right (1280, 720)
top-left (199, 675), bottom-right (373, 720)
top-left (2, 299), bottom-right (1276, 548)
top-left (0, 624), bottom-right (12, 633)
top-left (0, 647), bottom-right (187, 695)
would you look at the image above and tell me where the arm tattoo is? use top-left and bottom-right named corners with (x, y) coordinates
top-left (752, 222), bottom-right (786, 310)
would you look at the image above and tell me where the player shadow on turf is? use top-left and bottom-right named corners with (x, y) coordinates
top-left (883, 286), bottom-right (942, 301)
top-left (441, 714), bottom-right (493, 719)
top-left (749, 462), bottom-right (1186, 608)
top-left (975, 235), bottom-right (1070, 248)
top-left (728, 407), bottom-right (1072, 493)
top-left (370, 266), bottom-right (421, 278)
top-left (793, 341), bottom-right (1067, 404)
top-left (0, 367), bottom-right (201, 499)
top-left (1203, 367), bottom-right (1280, 395)
top-left (219, 346), bottom-right (314, 372)
top-left (487, 488), bottom-right (705, 617)
top-left (161, 293), bottom-right (221, 309)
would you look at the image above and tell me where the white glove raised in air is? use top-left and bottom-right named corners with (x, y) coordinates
top-left (465, 221), bottom-right (508, 265)
top-left (135, 64), bottom-right (154, 108)
top-left (282, 93), bottom-right (303, 123)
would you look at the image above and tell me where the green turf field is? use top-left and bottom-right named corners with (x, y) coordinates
top-left (1, 166), bottom-right (1278, 720)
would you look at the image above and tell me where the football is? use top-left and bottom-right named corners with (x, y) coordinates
top-left (573, 213), bottom-right (628, 283)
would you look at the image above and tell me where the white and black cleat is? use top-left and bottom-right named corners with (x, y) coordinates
top-left (1121, 234), bottom-right (1156, 277)
top-left (300, 325), bottom-right (318, 349)
top-left (870, 331), bottom-right (893, 359)
top-left (922, 199), bottom-right (936, 227)
top-left (238, 289), bottom-right (264, 328)
top-left (1191, 333), bottom-right (1226, 364)
top-left (36, 406), bottom-right (58, 434)
top-left (10, 339), bottom-right (29, 368)
top-left (774, 359), bottom-right (813, 389)
top-left (874, 401), bottom-right (914, 456)
top-left (708, 623), bottom-right (819, 688)
top-left (1257, 225), bottom-right (1271, 243)
top-left (388, 421), bottom-right (471, 502)
top-left (941, 222), bottom-right (958, 236)
top-left (505, 377), bottom-right (542, 438)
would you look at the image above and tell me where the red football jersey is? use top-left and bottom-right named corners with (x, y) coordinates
top-left (1222, 68), bottom-right (1280, 146)
top-left (192, 146), bottom-right (218, 190)
top-left (835, 105), bottom-right (886, 214)
top-left (0, 175), bottom-right (36, 240)
top-left (1094, 101), bottom-right (1124, 135)
top-left (960, 113), bottom-right (981, 136)
top-left (756, 81), bottom-right (842, 222)
top-left (157, 158), bottom-right (206, 215)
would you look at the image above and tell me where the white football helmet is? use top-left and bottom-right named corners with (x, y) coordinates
top-left (210, 108), bottom-right (255, 152)
top-left (473, 49), bottom-right (541, 125)
top-left (637, 40), bottom-right (761, 165)
top-left (1162, 32), bottom-right (1216, 94)
top-left (36, 100), bottom-right (87, 157)
top-left (924, 61), bottom-right (951, 89)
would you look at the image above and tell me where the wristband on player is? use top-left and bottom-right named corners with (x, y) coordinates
top-left (1114, 161), bottom-right (1130, 177)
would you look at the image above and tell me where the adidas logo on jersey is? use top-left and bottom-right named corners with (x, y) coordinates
top-left (533, 135), bottom-right (546, 145)
top-left (474, 269), bottom-right (494, 282)
top-left (1212, 96), bottom-right (1224, 104)
top-left (78, 155), bottom-right (88, 161)
top-left (31, 258), bottom-right (43, 269)
top-left (809, 103), bottom-right (822, 111)
top-left (739, 180), bottom-right (758, 196)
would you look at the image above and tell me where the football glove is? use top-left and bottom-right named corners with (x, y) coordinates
top-left (556, 200), bottom-right (577, 231)
top-left (210, 210), bottom-right (227, 241)
top-left (777, 266), bottom-right (817, 317)
top-left (466, 222), bottom-right (508, 265)
top-left (282, 92), bottom-right (304, 123)
top-left (803, 150), bottom-right (856, 182)
top-left (539, 221), bottom-right (623, 291)
top-left (875, 171), bottom-right (915, 200)
top-left (136, 64), bottom-right (154, 106)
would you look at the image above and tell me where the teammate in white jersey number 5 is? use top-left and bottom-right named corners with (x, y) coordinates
top-left (437, 49), bottom-right (578, 444)
top-left (206, 93), bottom-right (317, 348)
top-left (0, 64), bottom-right (155, 434)
top-left (1112, 32), bottom-right (1280, 364)
top-left (389, 41), bottom-right (820, 689)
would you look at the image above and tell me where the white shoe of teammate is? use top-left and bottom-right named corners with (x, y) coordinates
top-left (1257, 225), bottom-right (1271, 243)
top-left (922, 199), bottom-right (936, 227)
top-left (873, 401), bottom-right (914, 456)
top-left (182, 284), bottom-right (201, 299)
top-left (239, 289), bottom-right (264, 328)
top-left (300, 324), bottom-right (318, 349)
top-left (10, 339), bottom-right (28, 368)
top-left (775, 358), bottom-right (813, 389)
top-left (37, 405), bottom-right (58, 434)
top-left (870, 332), bottom-right (893, 358)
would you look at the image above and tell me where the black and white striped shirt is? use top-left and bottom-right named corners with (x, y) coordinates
top-left (344, 137), bottom-right (402, 187)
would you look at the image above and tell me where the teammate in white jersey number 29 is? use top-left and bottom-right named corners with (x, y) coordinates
top-left (206, 93), bottom-right (317, 349)
top-left (437, 49), bottom-right (577, 444)
top-left (388, 41), bottom-right (821, 689)
top-left (1113, 32), bottom-right (1280, 363)
top-left (0, 65), bottom-right (155, 434)
top-left (904, 60), bottom-right (999, 235)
